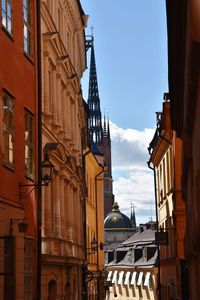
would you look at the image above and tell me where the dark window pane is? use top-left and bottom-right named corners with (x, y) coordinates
top-left (24, 111), bottom-right (34, 177)
top-left (2, 92), bottom-right (14, 166)
top-left (23, 0), bottom-right (32, 55)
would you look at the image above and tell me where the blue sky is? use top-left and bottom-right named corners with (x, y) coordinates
top-left (80, 0), bottom-right (168, 224)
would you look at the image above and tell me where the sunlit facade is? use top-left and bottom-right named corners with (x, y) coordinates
top-left (84, 147), bottom-right (105, 300)
top-left (41, 0), bottom-right (88, 299)
top-left (105, 222), bottom-right (158, 300)
top-left (149, 99), bottom-right (187, 299)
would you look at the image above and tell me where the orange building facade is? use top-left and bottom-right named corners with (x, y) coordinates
top-left (148, 98), bottom-right (187, 299)
top-left (166, 1), bottom-right (200, 299)
top-left (0, 1), bottom-right (39, 299)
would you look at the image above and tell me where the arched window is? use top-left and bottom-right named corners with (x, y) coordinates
top-left (48, 279), bottom-right (57, 300)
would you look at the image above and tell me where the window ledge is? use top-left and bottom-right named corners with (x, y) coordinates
top-left (3, 162), bottom-right (15, 172)
top-left (25, 174), bottom-right (35, 182)
top-left (24, 52), bottom-right (34, 65)
top-left (1, 25), bottom-right (14, 41)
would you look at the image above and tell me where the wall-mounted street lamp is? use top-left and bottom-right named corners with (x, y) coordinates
top-left (19, 142), bottom-right (58, 199)
top-left (88, 236), bottom-right (104, 253)
top-left (9, 218), bottom-right (28, 235)
top-left (40, 150), bottom-right (55, 186)
top-left (155, 227), bottom-right (176, 246)
top-left (155, 230), bottom-right (169, 246)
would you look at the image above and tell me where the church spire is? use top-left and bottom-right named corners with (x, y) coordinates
top-left (87, 33), bottom-right (114, 217)
top-left (87, 39), bottom-right (103, 145)
top-left (130, 202), bottom-right (137, 231)
top-left (103, 113), bottom-right (107, 137)
top-left (107, 116), bottom-right (111, 141)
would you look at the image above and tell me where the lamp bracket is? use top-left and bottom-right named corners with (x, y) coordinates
top-left (19, 183), bottom-right (47, 187)
top-left (19, 182), bottom-right (48, 201)
top-left (159, 228), bottom-right (176, 231)
top-left (86, 241), bottom-right (104, 254)
top-left (10, 218), bottom-right (28, 234)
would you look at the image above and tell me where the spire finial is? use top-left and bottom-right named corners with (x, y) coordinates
top-left (107, 113), bottom-right (110, 140)
top-left (103, 111), bottom-right (107, 136)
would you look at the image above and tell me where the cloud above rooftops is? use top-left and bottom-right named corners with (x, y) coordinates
top-left (109, 121), bottom-right (156, 225)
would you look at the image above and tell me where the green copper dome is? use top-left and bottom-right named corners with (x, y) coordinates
top-left (104, 202), bottom-right (134, 230)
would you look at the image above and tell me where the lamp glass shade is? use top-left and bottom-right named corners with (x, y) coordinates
top-left (41, 158), bottom-right (54, 185)
top-left (18, 221), bottom-right (28, 233)
top-left (155, 231), bottom-right (169, 245)
top-left (91, 237), bottom-right (98, 251)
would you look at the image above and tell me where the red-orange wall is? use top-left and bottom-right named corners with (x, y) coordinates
top-left (0, 1), bottom-right (38, 237)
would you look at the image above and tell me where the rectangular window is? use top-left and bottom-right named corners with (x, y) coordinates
top-left (0, 236), bottom-right (13, 275)
top-left (25, 110), bottom-right (34, 178)
top-left (1, 0), bottom-right (12, 34)
top-left (2, 91), bottom-right (14, 167)
top-left (24, 238), bottom-right (34, 300)
top-left (23, 0), bottom-right (33, 56)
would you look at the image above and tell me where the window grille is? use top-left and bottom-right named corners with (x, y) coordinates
top-left (23, 0), bottom-right (33, 57)
top-left (24, 109), bottom-right (34, 178)
top-left (2, 91), bottom-right (14, 167)
top-left (1, 0), bottom-right (12, 34)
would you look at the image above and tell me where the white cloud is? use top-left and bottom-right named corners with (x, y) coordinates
top-left (109, 121), bottom-right (156, 225)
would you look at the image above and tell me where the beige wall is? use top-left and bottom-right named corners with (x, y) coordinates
top-left (41, 0), bottom-right (88, 299)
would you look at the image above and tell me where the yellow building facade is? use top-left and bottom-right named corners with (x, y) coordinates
top-left (148, 99), bottom-right (186, 300)
top-left (84, 147), bottom-right (105, 300)
top-left (41, 0), bottom-right (88, 299)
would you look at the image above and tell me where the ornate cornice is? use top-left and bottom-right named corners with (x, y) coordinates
top-left (42, 253), bottom-right (85, 267)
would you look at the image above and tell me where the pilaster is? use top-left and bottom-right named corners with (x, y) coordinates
top-left (55, 174), bottom-right (61, 237)
top-left (59, 174), bottom-right (66, 239)
top-left (44, 184), bottom-right (52, 236)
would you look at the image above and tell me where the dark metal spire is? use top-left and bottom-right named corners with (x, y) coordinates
top-left (131, 202), bottom-right (137, 231)
top-left (103, 113), bottom-right (107, 137)
top-left (107, 116), bottom-right (111, 141)
top-left (88, 41), bottom-right (103, 144)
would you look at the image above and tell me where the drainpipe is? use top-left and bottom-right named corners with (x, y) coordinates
top-left (82, 148), bottom-right (91, 300)
top-left (36, 1), bottom-right (42, 299)
top-left (95, 167), bottom-right (104, 300)
top-left (147, 161), bottom-right (162, 300)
